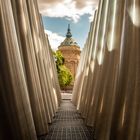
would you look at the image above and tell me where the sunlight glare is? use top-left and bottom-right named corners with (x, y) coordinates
top-left (128, 1), bottom-right (140, 27)
top-left (107, 0), bottom-right (117, 52)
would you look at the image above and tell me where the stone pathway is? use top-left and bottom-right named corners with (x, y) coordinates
top-left (61, 93), bottom-right (72, 100)
top-left (38, 100), bottom-right (94, 140)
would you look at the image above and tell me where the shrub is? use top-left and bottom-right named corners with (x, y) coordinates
top-left (53, 51), bottom-right (73, 87)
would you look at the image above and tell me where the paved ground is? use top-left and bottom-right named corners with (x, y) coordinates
top-left (38, 100), bottom-right (94, 140)
top-left (61, 93), bottom-right (72, 100)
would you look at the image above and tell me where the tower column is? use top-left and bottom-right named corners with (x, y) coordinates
top-left (58, 25), bottom-right (81, 90)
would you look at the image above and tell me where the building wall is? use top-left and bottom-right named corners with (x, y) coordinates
top-left (58, 45), bottom-right (81, 88)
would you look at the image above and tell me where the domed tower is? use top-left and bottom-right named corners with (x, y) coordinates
top-left (58, 24), bottom-right (81, 89)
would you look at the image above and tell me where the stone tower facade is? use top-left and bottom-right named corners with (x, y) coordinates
top-left (58, 24), bottom-right (81, 88)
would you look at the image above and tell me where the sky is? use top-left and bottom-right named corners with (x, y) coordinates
top-left (37, 0), bottom-right (99, 50)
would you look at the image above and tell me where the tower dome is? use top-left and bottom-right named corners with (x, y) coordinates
top-left (60, 24), bottom-right (79, 47)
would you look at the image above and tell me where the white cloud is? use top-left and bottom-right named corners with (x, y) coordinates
top-left (89, 9), bottom-right (97, 22)
top-left (45, 30), bottom-right (65, 50)
top-left (37, 0), bottom-right (99, 23)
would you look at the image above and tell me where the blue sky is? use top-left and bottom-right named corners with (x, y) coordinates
top-left (42, 14), bottom-right (91, 49)
top-left (37, 0), bottom-right (98, 50)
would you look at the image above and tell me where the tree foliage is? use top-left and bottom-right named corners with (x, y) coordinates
top-left (54, 51), bottom-right (73, 87)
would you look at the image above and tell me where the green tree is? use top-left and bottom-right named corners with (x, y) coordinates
top-left (54, 51), bottom-right (73, 88)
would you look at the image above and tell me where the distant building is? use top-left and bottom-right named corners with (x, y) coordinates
top-left (58, 24), bottom-right (81, 90)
